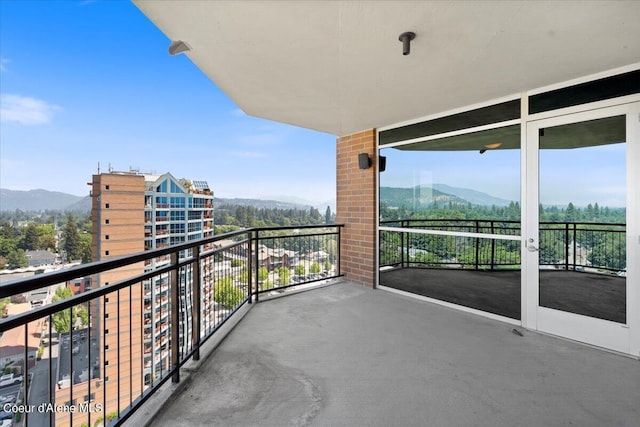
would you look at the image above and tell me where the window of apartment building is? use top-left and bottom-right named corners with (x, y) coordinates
top-left (188, 233), bottom-right (202, 241)
top-left (105, 185), bottom-right (110, 190)
top-left (188, 211), bottom-right (202, 220)
top-left (189, 198), bottom-right (206, 209)
top-left (170, 236), bottom-right (185, 245)
top-left (170, 211), bottom-right (185, 221)
top-left (170, 196), bottom-right (185, 208)
top-left (105, 235), bottom-right (109, 240)
top-left (105, 203), bottom-right (109, 209)
top-left (84, 393), bottom-right (95, 403)
top-left (188, 223), bottom-right (201, 232)
top-left (170, 181), bottom-right (184, 193)
top-left (170, 223), bottom-right (185, 234)
top-left (156, 180), bottom-right (167, 192)
top-left (105, 250), bottom-right (109, 256)
top-left (65, 400), bottom-right (77, 407)
top-left (156, 196), bottom-right (168, 208)
top-left (105, 219), bottom-right (110, 224)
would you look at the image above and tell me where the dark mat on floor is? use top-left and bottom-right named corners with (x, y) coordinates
top-left (380, 268), bottom-right (626, 323)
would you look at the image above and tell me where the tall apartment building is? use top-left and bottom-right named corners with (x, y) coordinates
top-left (56, 170), bottom-right (214, 426)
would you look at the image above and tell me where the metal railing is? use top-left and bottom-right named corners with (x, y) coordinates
top-left (0, 224), bottom-right (342, 427)
top-left (380, 219), bottom-right (625, 272)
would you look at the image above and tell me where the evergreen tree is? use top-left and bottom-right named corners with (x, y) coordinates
top-left (23, 223), bottom-right (40, 250)
top-left (325, 206), bottom-right (332, 224)
top-left (62, 213), bottom-right (81, 261)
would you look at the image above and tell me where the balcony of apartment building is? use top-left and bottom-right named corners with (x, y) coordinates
top-left (1, 1), bottom-right (639, 426)
top-left (0, 223), bottom-right (638, 427)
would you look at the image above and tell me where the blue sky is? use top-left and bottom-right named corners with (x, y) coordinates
top-left (0, 1), bottom-right (336, 203)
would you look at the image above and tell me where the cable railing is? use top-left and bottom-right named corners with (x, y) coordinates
top-left (0, 224), bottom-right (342, 427)
top-left (380, 219), bottom-right (625, 273)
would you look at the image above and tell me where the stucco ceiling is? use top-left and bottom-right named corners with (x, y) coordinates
top-left (133, 1), bottom-right (640, 136)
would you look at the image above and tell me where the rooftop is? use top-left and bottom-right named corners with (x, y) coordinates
top-left (141, 281), bottom-right (640, 426)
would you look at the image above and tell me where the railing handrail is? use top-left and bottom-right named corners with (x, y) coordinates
top-left (0, 224), bottom-right (344, 334)
top-left (0, 224), bottom-right (344, 297)
top-left (380, 219), bottom-right (625, 228)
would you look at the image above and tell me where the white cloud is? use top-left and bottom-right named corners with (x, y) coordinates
top-left (0, 57), bottom-right (8, 72)
top-left (0, 94), bottom-right (61, 125)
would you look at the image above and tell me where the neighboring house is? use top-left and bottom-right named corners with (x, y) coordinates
top-left (256, 245), bottom-right (297, 270)
top-left (26, 250), bottom-right (57, 267)
top-left (67, 276), bottom-right (92, 294)
top-left (0, 303), bottom-right (43, 371)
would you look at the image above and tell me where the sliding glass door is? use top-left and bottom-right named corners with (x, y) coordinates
top-left (379, 125), bottom-right (522, 320)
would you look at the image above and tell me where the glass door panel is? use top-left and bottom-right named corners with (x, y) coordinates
top-left (379, 125), bottom-right (522, 320)
top-left (526, 105), bottom-right (635, 353)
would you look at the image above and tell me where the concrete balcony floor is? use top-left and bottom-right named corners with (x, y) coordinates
top-left (150, 281), bottom-right (639, 427)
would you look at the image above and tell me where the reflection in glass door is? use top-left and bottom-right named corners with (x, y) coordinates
top-left (527, 106), bottom-right (634, 353)
top-left (378, 125), bottom-right (522, 320)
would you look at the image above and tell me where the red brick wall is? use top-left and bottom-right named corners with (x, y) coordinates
top-left (336, 129), bottom-right (377, 287)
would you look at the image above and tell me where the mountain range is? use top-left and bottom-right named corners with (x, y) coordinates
top-left (0, 189), bottom-right (332, 212)
top-left (380, 184), bottom-right (511, 209)
top-left (0, 184), bottom-right (509, 213)
top-left (0, 189), bottom-right (91, 212)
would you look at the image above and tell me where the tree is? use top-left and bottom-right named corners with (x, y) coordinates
top-left (258, 267), bottom-right (269, 282)
top-left (51, 287), bottom-right (76, 334)
top-left (325, 206), bottom-right (332, 224)
top-left (6, 249), bottom-right (28, 269)
top-left (62, 213), bottom-right (81, 261)
top-left (79, 233), bottom-right (92, 264)
top-left (294, 265), bottom-right (306, 276)
top-left (277, 267), bottom-right (290, 285)
top-left (310, 261), bottom-right (321, 274)
top-left (213, 277), bottom-right (244, 309)
top-left (23, 223), bottom-right (39, 251)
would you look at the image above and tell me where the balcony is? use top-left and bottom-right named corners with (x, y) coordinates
top-left (129, 280), bottom-right (639, 427)
top-left (1, 223), bottom-right (636, 426)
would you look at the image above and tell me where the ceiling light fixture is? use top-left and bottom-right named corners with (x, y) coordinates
top-left (168, 40), bottom-right (191, 56)
top-left (398, 32), bottom-right (416, 56)
top-left (484, 142), bottom-right (503, 149)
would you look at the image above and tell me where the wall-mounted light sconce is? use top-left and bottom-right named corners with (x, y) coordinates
top-left (358, 153), bottom-right (372, 169)
top-left (168, 40), bottom-right (191, 56)
top-left (398, 32), bottom-right (416, 56)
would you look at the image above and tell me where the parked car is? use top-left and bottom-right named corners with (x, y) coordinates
top-left (0, 374), bottom-right (22, 387)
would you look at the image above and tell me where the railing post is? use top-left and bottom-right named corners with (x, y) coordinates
top-left (565, 223), bottom-right (570, 271)
top-left (247, 231), bottom-right (253, 304)
top-left (490, 221), bottom-right (496, 270)
top-left (191, 246), bottom-right (201, 361)
top-left (170, 252), bottom-right (180, 384)
top-left (254, 230), bottom-right (260, 302)
top-left (401, 220), bottom-right (406, 268)
top-left (337, 226), bottom-right (341, 277)
top-left (474, 220), bottom-right (480, 270)
top-left (572, 223), bottom-right (577, 270)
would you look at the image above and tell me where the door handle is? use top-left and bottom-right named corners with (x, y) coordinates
top-left (527, 238), bottom-right (539, 252)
